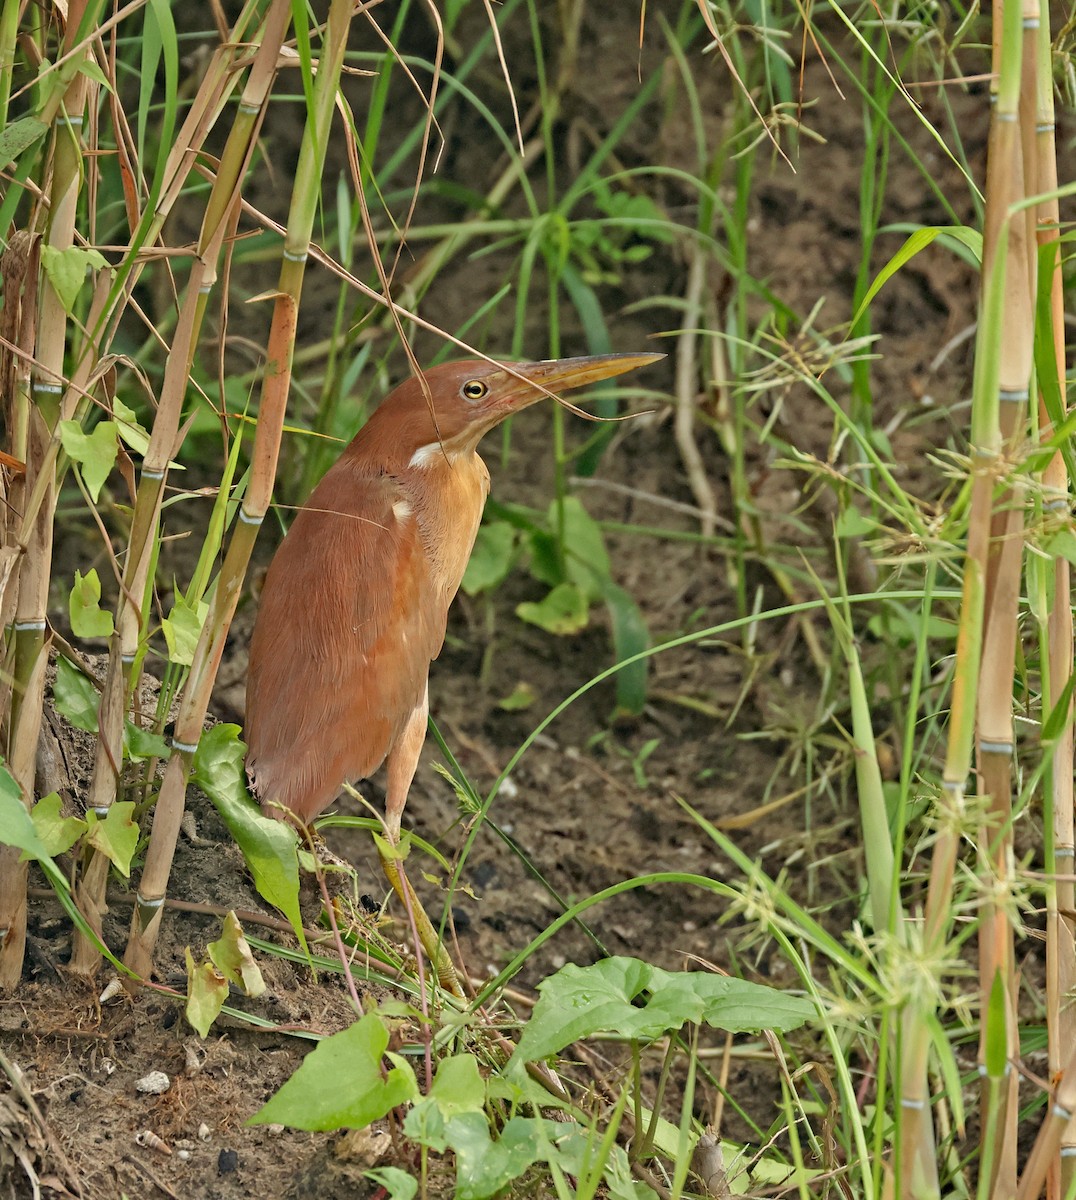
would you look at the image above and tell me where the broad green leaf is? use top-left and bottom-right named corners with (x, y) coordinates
top-left (1044, 529), bottom-right (1076, 569)
top-left (69, 568), bottom-right (114, 639)
top-left (208, 911), bottom-right (266, 998)
top-left (30, 792), bottom-right (86, 856)
top-left (448, 1113), bottom-right (560, 1200)
top-left (363, 1168), bottom-right (418, 1200)
top-left (600, 580), bottom-right (649, 718)
top-left (85, 802), bottom-right (138, 876)
top-left (462, 521), bottom-right (516, 596)
top-left (185, 947), bottom-right (229, 1038)
top-left (249, 1014), bottom-right (418, 1130)
top-left (124, 721), bottom-right (170, 762)
top-left (53, 656), bottom-right (99, 732)
top-left (530, 497), bottom-right (611, 600)
top-left (162, 593), bottom-right (208, 666)
top-left (0, 116), bottom-right (48, 167)
top-left (40, 244), bottom-right (108, 314)
top-left (59, 419), bottom-right (118, 502)
top-left (403, 1097), bottom-right (447, 1152)
top-left (0, 765), bottom-right (49, 860)
top-left (191, 724), bottom-right (307, 953)
top-left (516, 581), bottom-right (589, 635)
top-left (113, 397), bottom-right (151, 456)
top-left (428, 1054), bottom-right (485, 1117)
top-left (511, 957), bottom-right (814, 1068)
top-left (497, 682), bottom-right (535, 711)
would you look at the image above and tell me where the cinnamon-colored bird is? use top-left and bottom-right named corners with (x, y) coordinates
top-left (244, 353), bottom-right (659, 983)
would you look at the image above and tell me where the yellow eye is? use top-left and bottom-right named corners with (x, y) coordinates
top-left (461, 379), bottom-right (489, 401)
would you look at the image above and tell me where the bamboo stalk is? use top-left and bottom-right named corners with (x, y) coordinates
top-left (124, 0), bottom-right (358, 982)
top-left (974, 0), bottom-right (1037, 1189)
top-left (0, 0), bottom-right (95, 991)
top-left (1026, 1), bottom-right (1075, 1194)
top-left (68, 0), bottom-right (292, 976)
top-left (897, 0), bottom-right (1026, 1190)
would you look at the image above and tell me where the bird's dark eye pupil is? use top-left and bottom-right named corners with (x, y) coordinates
top-left (463, 380), bottom-right (487, 400)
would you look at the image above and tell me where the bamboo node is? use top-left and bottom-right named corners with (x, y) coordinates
top-left (998, 387), bottom-right (1029, 403)
top-left (238, 508), bottom-right (264, 526)
top-left (1036, 122), bottom-right (1056, 133)
top-left (282, 249), bottom-right (308, 263)
top-left (1053, 1102), bottom-right (1074, 1120)
top-left (994, 111), bottom-right (1018, 123)
top-left (978, 739), bottom-right (1014, 754)
top-left (141, 468), bottom-right (165, 480)
top-left (13, 619), bottom-right (45, 631)
top-left (91, 806), bottom-right (110, 818)
top-left (237, 102), bottom-right (261, 115)
top-left (133, 894), bottom-right (165, 931)
top-left (31, 381), bottom-right (62, 394)
top-left (900, 1097), bottom-right (926, 1110)
top-left (1022, 16), bottom-right (1040, 27)
top-left (171, 737), bottom-right (199, 754)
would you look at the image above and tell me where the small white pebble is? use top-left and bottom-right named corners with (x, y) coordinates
top-left (499, 777), bottom-right (519, 800)
top-left (198, 1124), bottom-right (211, 1142)
top-left (135, 1071), bottom-right (170, 1095)
top-left (683, 921), bottom-right (698, 932)
top-left (267, 1124), bottom-right (285, 1135)
top-left (100, 1058), bottom-right (116, 1076)
top-left (176, 1149), bottom-right (191, 1162)
top-left (551, 955), bottom-right (566, 970)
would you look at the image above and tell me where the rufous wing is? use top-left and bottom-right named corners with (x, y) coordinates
top-left (245, 458), bottom-right (446, 824)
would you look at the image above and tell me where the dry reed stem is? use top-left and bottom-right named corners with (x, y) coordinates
top-left (124, 0), bottom-right (357, 981)
top-left (0, 0), bottom-right (93, 990)
top-left (69, 0), bottom-right (292, 976)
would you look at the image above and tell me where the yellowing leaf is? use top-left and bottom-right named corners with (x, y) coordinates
top-left (516, 582), bottom-right (589, 636)
top-left (161, 593), bottom-right (208, 666)
top-left (40, 244), bottom-right (108, 314)
top-left (59, 419), bottom-right (118, 502)
top-left (497, 682), bottom-right (535, 712)
top-left (185, 947), bottom-right (229, 1038)
top-left (113, 397), bottom-right (151, 456)
top-left (69, 568), bottom-right (114, 639)
top-left (30, 792), bottom-right (86, 856)
top-left (208, 911), bottom-right (266, 998)
top-left (85, 801), bottom-right (138, 876)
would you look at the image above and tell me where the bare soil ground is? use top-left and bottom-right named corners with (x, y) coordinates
top-left (1, 5), bottom-right (1018, 1198)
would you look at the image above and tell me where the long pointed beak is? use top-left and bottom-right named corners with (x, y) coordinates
top-left (505, 352), bottom-right (665, 405)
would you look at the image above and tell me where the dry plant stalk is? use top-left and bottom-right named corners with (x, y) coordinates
top-left (69, 0), bottom-right (293, 977)
top-left (898, 0), bottom-right (1035, 1191)
top-left (124, 0), bottom-right (359, 981)
top-left (973, 0), bottom-right (1039, 1189)
top-left (1027, 1), bottom-right (1076, 1192)
top-left (0, 0), bottom-right (94, 990)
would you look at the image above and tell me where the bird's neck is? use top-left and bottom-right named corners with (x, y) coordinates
top-left (401, 450), bottom-right (490, 599)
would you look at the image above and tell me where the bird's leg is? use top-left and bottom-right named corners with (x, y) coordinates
top-left (379, 685), bottom-right (462, 996)
top-left (384, 684), bottom-right (428, 842)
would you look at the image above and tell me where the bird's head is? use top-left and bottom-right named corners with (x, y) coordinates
top-left (356, 353), bottom-right (663, 467)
